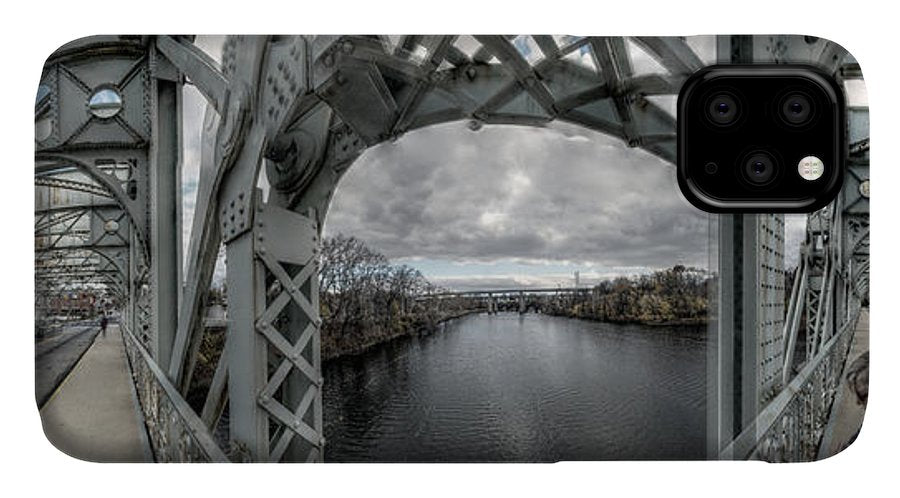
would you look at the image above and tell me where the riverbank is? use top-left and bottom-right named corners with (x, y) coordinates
top-left (321, 309), bottom-right (480, 362)
top-left (543, 309), bottom-right (707, 328)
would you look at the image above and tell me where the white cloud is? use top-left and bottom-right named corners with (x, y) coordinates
top-left (324, 121), bottom-right (711, 278)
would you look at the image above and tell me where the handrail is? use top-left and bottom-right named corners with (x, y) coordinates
top-left (121, 324), bottom-right (230, 462)
top-left (721, 305), bottom-right (860, 460)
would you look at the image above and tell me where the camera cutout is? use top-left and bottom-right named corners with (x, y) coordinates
top-left (741, 150), bottom-right (779, 187)
top-left (778, 91), bottom-right (817, 127)
top-left (677, 65), bottom-right (844, 212)
top-left (705, 91), bottom-right (742, 126)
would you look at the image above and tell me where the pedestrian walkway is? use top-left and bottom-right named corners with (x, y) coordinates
top-left (40, 324), bottom-right (152, 462)
top-left (818, 308), bottom-right (869, 459)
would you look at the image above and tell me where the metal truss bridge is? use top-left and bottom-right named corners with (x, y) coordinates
top-left (35, 35), bottom-right (868, 462)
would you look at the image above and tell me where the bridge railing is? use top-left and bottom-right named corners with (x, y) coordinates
top-left (121, 324), bottom-right (229, 462)
top-left (721, 302), bottom-right (861, 461)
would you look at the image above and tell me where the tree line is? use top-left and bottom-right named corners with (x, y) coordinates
top-left (543, 265), bottom-right (710, 325)
top-left (318, 234), bottom-right (471, 359)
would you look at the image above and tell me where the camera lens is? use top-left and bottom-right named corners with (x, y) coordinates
top-left (706, 92), bottom-right (740, 125)
top-left (741, 151), bottom-right (778, 186)
top-left (780, 92), bottom-right (815, 126)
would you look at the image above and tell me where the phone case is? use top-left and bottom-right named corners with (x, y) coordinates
top-left (34, 35), bottom-right (868, 463)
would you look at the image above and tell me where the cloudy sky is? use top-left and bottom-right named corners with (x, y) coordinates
top-left (324, 122), bottom-right (709, 290)
top-left (180, 36), bottom-right (830, 291)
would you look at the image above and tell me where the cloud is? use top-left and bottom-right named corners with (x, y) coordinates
top-left (324, 121), bottom-right (711, 280)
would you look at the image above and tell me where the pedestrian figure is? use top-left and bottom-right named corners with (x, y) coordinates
top-left (100, 313), bottom-right (109, 338)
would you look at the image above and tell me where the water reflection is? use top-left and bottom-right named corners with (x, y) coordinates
top-left (324, 312), bottom-right (707, 462)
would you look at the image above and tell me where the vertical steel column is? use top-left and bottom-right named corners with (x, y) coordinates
top-left (282, 217), bottom-right (323, 461)
top-left (127, 231), bottom-right (138, 335)
top-left (713, 35), bottom-right (761, 458)
top-left (148, 45), bottom-right (183, 370)
top-left (224, 191), bottom-right (324, 462)
top-left (225, 223), bottom-right (269, 460)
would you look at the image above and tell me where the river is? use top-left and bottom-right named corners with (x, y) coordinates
top-left (323, 312), bottom-right (707, 462)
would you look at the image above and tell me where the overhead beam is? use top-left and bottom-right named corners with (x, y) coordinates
top-left (156, 36), bottom-right (228, 115)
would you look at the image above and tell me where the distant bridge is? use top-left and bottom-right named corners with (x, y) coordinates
top-left (420, 287), bottom-right (591, 314)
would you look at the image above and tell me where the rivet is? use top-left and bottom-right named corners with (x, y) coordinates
top-left (342, 40), bottom-right (354, 54)
top-left (323, 54), bottom-right (334, 67)
top-left (293, 420), bottom-right (301, 428)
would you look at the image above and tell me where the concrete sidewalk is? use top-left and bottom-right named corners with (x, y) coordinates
top-left (818, 308), bottom-right (869, 459)
top-left (40, 325), bottom-right (152, 462)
